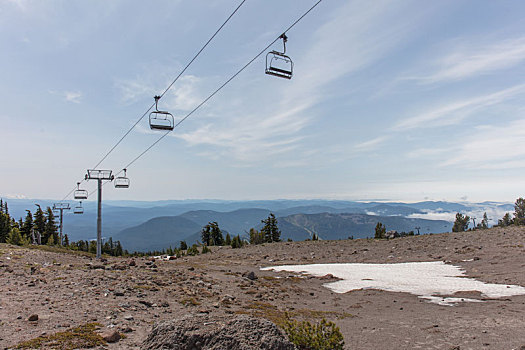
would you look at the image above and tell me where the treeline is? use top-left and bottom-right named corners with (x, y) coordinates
top-left (452, 197), bottom-right (525, 232)
top-left (134, 213), bottom-right (284, 257)
top-left (0, 200), bottom-right (60, 246)
top-left (0, 199), bottom-right (126, 257)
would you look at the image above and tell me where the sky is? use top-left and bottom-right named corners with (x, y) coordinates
top-left (1, 0), bottom-right (525, 203)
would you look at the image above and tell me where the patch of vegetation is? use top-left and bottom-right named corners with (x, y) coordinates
top-left (180, 297), bottom-right (201, 306)
top-left (283, 317), bottom-right (344, 350)
top-left (27, 244), bottom-right (94, 258)
top-left (15, 323), bottom-right (105, 350)
top-left (236, 301), bottom-right (351, 328)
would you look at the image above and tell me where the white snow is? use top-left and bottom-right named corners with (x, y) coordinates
top-left (261, 261), bottom-right (525, 306)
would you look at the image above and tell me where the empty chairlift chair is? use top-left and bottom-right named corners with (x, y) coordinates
top-left (149, 95), bottom-right (175, 131)
top-left (74, 182), bottom-right (88, 200)
top-left (114, 169), bottom-right (130, 189)
top-left (74, 201), bottom-right (84, 214)
top-left (265, 33), bottom-right (293, 79)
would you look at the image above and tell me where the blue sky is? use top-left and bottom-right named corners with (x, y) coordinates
top-left (1, 0), bottom-right (525, 202)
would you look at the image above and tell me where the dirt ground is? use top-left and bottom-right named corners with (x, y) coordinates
top-left (1, 226), bottom-right (525, 349)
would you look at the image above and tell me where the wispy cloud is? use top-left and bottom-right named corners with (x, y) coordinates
top-left (354, 136), bottom-right (389, 152)
top-left (416, 36), bottom-right (525, 83)
top-left (173, 0), bottom-right (431, 164)
top-left (441, 118), bottom-right (525, 170)
top-left (48, 90), bottom-right (83, 104)
top-left (394, 84), bottom-right (525, 130)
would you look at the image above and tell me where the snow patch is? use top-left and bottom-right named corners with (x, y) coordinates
top-left (262, 261), bottom-right (525, 306)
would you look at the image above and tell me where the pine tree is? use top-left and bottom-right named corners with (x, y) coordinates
top-left (249, 228), bottom-right (265, 245)
top-left (6, 228), bottom-right (28, 246)
top-left (34, 205), bottom-right (47, 244)
top-left (201, 224), bottom-right (211, 246)
top-left (374, 222), bottom-right (386, 239)
top-left (452, 213), bottom-right (470, 232)
top-left (0, 199), bottom-right (11, 243)
top-left (64, 234), bottom-right (70, 247)
top-left (231, 235), bottom-right (243, 249)
top-left (180, 241), bottom-right (188, 250)
top-left (261, 213), bottom-right (281, 243)
top-left (20, 210), bottom-right (33, 241)
top-left (515, 197), bottom-right (525, 226)
top-left (44, 207), bottom-right (58, 245)
top-left (498, 212), bottom-right (514, 227)
top-left (481, 212), bottom-right (489, 229)
top-left (225, 233), bottom-right (231, 245)
top-left (201, 222), bottom-right (224, 246)
top-left (114, 241), bottom-right (123, 256)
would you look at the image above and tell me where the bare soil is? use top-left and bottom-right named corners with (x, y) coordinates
top-left (1, 226), bottom-right (525, 349)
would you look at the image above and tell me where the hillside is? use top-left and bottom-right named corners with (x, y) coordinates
top-left (112, 216), bottom-right (202, 252)
top-left (280, 213), bottom-right (450, 241)
top-left (2, 226), bottom-right (525, 349)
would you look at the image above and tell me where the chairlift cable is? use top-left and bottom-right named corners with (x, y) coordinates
top-left (115, 0), bottom-right (324, 173)
top-left (92, 0), bottom-right (246, 170)
top-left (61, 0), bottom-right (247, 200)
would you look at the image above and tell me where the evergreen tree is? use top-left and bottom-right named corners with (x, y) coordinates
top-left (210, 222), bottom-right (224, 246)
top-left (225, 233), bottom-right (231, 246)
top-left (231, 235), bottom-right (243, 249)
top-left (44, 207), bottom-right (58, 245)
top-left (481, 212), bottom-right (489, 229)
top-left (498, 212), bottom-right (514, 227)
top-left (64, 234), bottom-right (70, 247)
top-left (114, 241), bottom-right (123, 256)
top-left (374, 222), bottom-right (386, 239)
top-left (6, 227), bottom-right (28, 246)
top-left (20, 210), bottom-right (33, 241)
top-left (0, 199), bottom-right (11, 243)
top-left (452, 213), bottom-right (470, 232)
top-left (33, 205), bottom-right (47, 244)
top-left (47, 234), bottom-right (55, 246)
top-left (201, 222), bottom-right (224, 246)
top-left (261, 213), bottom-right (281, 243)
top-left (201, 224), bottom-right (211, 246)
top-left (180, 241), bottom-right (188, 250)
top-left (515, 197), bottom-right (525, 226)
top-left (249, 228), bottom-right (265, 245)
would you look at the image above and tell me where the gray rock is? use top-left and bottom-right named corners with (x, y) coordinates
top-left (142, 314), bottom-right (294, 350)
top-left (100, 330), bottom-right (121, 343)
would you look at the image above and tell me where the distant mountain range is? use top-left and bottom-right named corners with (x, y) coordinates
top-left (1, 198), bottom-right (514, 252)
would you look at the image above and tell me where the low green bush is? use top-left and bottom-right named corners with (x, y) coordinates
top-left (283, 317), bottom-right (344, 350)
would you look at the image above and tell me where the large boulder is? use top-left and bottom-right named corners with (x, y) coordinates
top-left (142, 314), bottom-right (295, 350)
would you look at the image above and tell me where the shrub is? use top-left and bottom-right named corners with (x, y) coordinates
top-left (283, 317), bottom-right (344, 350)
top-left (186, 244), bottom-right (199, 256)
top-left (201, 245), bottom-right (211, 254)
top-left (231, 235), bottom-right (243, 249)
top-left (6, 228), bottom-right (29, 246)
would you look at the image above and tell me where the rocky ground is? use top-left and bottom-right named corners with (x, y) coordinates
top-left (1, 226), bottom-right (525, 349)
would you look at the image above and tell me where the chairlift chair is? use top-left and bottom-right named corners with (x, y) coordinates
top-left (74, 182), bottom-right (88, 200)
top-left (149, 95), bottom-right (175, 131)
top-left (114, 169), bottom-right (130, 189)
top-left (265, 33), bottom-right (293, 79)
top-left (74, 201), bottom-right (84, 214)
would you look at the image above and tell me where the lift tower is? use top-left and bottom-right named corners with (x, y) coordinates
top-left (85, 170), bottom-right (114, 259)
top-left (52, 203), bottom-right (70, 245)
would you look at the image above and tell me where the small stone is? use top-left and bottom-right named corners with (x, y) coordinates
top-left (100, 330), bottom-right (121, 343)
top-left (124, 315), bottom-right (134, 320)
top-left (28, 314), bottom-right (38, 322)
top-left (128, 259), bottom-right (136, 266)
top-left (120, 326), bottom-right (133, 333)
top-left (243, 271), bottom-right (257, 280)
top-left (139, 300), bottom-right (153, 307)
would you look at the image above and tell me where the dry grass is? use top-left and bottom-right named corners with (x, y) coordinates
top-left (15, 323), bottom-right (105, 350)
top-left (236, 301), bottom-right (352, 327)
